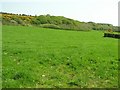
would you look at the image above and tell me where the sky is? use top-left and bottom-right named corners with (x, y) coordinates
top-left (0, 0), bottom-right (119, 26)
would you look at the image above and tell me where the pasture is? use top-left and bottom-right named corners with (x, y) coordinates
top-left (2, 25), bottom-right (118, 88)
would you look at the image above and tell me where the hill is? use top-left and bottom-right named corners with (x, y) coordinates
top-left (0, 12), bottom-right (119, 32)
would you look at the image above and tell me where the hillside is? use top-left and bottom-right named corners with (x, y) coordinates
top-left (0, 12), bottom-right (119, 31)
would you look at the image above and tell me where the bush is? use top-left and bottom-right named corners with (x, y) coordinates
top-left (40, 24), bottom-right (61, 29)
top-left (10, 20), bottom-right (18, 25)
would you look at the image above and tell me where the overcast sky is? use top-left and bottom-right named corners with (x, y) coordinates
top-left (0, 0), bottom-right (119, 26)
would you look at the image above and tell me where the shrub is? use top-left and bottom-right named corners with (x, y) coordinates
top-left (40, 24), bottom-right (61, 29)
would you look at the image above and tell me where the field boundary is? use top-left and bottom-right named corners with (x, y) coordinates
top-left (104, 33), bottom-right (120, 39)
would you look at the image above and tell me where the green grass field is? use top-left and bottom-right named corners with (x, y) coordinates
top-left (2, 25), bottom-right (118, 88)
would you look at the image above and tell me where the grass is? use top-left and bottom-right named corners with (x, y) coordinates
top-left (0, 25), bottom-right (2, 89)
top-left (2, 25), bottom-right (118, 88)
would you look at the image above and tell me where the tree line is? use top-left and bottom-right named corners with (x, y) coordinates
top-left (0, 12), bottom-right (119, 32)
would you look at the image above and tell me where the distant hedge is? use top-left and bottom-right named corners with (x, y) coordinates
top-left (104, 33), bottom-right (120, 39)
